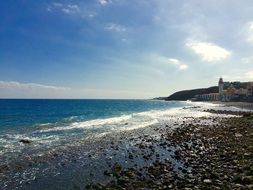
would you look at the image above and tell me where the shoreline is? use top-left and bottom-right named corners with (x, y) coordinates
top-left (1, 103), bottom-right (253, 189)
top-left (87, 109), bottom-right (253, 189)
top-left (202, 101), bottom-right (253, 110)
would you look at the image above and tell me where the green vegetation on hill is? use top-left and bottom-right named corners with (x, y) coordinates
top-left (224, 81), bottom-right (247, 89)
top-left (164, 86), bottom-right (218, 101)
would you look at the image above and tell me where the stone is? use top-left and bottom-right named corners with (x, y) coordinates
top-left (112, 163), bottom-right (122, 174)
top-left (235, 133), bottom-right (242, 138)
top-left (241, 176), bottom-right (253, 185)
top-left (19, 139), bottom-right (31, 144)
top-left (243, 153), bottom-right (251, 157)
top-left (203, 179), bottom-right (212, 184)
top-left (104, 170), bottom-right (112, 176)
top-left (128, 154), bottom-right (134, 159)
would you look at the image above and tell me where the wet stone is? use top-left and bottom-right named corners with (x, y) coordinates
top-left (19, 139), bottom-right (31, 144)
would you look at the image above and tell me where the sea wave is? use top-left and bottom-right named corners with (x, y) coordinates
top-left (38, 105), bottom-right (212, 133)
top-left (39, 115), bottom-right (132, 132)
top-left (0, 101), bottom-right (243, 156)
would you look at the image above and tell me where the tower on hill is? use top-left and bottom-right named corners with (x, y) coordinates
top-left (219, 77), bottom-right (224, 98)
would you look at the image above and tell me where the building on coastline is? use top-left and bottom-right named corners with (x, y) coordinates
top-left (218, 77), bottom-right (224, 97)
top-left (247, 82), bottom-right (253, 97)
top-left (194, 77), bottom-right (252, 102)
top-left (195, 93), bottom-right (220, 101)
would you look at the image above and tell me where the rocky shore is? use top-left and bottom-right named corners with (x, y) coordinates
top-left (222, 102), bottom-right (253, 110)
top-left (1, 106), bottom-right (253, 190)
top-left (87, 111), bottom-right (253, 189)
top-left (210, 101), bottom-right (253, 111)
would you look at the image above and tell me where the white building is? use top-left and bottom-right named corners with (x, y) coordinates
top-left (218, 77), bottom-right (224, 98)
top-left (195, 77), bottom-right (252, 102)
top-left (247, 82), bottom-right (253, 97)
top-left (195, 93), bottom-right (219, 101)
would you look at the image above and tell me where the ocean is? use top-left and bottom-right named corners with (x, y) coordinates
top-left (0, 99), bottom-right (194, 156)
top-left (0, 99), bottom-right (241, 189)
top-left (0, 99), bottom-right (188, 129)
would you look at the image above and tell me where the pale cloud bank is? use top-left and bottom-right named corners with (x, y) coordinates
top-left (0, 81), bottom-right (69, 98)
top-left (186, 41), bottom-right (231, 62)
top-left (0, 81), bottom-right (153, 99)
top-left (0, 81), bottom-right (69, 91)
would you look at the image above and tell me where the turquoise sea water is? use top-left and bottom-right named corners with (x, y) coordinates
top-left (0, 99), bottom-right (193, 157)
top-left (0, 99), bottom-right (187, 130)
top-left (1, 99), bottom-right (236, 189)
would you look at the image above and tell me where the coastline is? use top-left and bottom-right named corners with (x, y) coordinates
top-left (88, 109), bottom-right (253, 189)
top-left (199, 101), bottom-right (253, 110)
top-left (0, 102), bottom-right (252, 189)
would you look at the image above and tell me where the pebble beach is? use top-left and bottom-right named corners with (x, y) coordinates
top-left (0, 102), bottom-right (252, 190)
top-left (87, 107), bottom-right (253, 189)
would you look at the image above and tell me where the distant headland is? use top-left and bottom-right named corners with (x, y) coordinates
top-left (155, 78), bottom-right (253, 102)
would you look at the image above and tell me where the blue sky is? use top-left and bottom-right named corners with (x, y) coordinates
top-left (0, 0), bottom-right (253, 98)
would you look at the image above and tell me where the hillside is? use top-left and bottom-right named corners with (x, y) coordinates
top-left (163, 86), bottom-right (218, 101)
top-left (156, 82), bottom-right (250, 101)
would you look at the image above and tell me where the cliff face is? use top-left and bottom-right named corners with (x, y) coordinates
top-left (164, 86), bottom-right (218, 101)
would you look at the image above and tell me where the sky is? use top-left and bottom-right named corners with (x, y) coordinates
top-left (0, 0), bottom-right (253, 99)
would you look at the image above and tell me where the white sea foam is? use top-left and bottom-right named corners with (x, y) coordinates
top-left (38, 123), bottom-right (51, 126)
top-left (64, 116), bottom-right (79, 121)
top-left (39, 115), bottom-right (132, 132)
top-left (0, 133), bottom-right (61, 155)
top-left (0, 101), bottom-right (244, 156)
top-left (38, 102), bottom-right (218, 134)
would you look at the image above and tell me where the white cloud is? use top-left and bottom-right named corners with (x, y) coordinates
top-left (98, 0), bottom-right (110, 6)
top-left (178, 64), bottom-right (188, 70)
top-left (48, 2), bottom-right (80, 14)
top-left (152, 55), bottom-right (188, 71)
top-left (167, 58), bottom-right (188, 70)
top-left (186, 40), bottom-right (231, 62)
top-left (105, 23), bottom-right (126, 32)
top-left (247, 21), bottom-right (253, 43)
top-left (167, 58), bottom-right (180, 65)
top-left (0, 81), bottom-right (70, 98)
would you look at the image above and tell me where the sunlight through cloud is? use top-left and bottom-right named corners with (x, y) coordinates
top-left (186, 41), bottom-right (231, 62)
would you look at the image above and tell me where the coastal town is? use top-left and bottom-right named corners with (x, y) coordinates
top-left (194, 78), bottom-right (253, 102)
